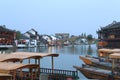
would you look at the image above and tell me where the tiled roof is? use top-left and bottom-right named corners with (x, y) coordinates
top-left (101, 21), bottom-right (120, 30)
top-left (0, 26), bottom-right (14, 32)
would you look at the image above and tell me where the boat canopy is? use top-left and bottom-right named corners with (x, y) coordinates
top-left (98, 48), bottom-right (120, 53)
top-left (0, 52), bottom-right (59, 80)
top-left (0, 62), bottom-right (39, 80)
top-left (0, 73), bottom-right (12, 77)
top-left (98, 48), bottom-right (112, 53)
top-left (0, 62), bottom-right (39, 71)
top-left (0, 52), bottom-right (59, 62)
top-left (109, 53), bottom-right (120, 59)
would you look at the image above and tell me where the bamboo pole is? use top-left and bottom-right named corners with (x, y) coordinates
top-left (29, 59), bottom-right (30, 64)
top-left (35, 58), bottom-right (37, 64)
top-left (13, 70), bottom-right (16, 80)
top-left (35, 58), bottom-right (38, 78)
top-left (30, 68), bottom-right (33, 80)
top-left (11, 76), bottom-right (12, 80)
top-left (112, 59), bottom-right (115, 74)
top-left (20, 60), bottom-right (23, 78)
top-left (52, 56), bottom-right (54, 73)
top-left (38, 59), bottom-right (40, 77)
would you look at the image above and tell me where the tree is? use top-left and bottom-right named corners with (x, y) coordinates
top-left (83, 33), bottom-right (86, 38)
top-left (15, 31), bottom-right (22, 40)
top-left (86, 34), bottom-right (93, 45)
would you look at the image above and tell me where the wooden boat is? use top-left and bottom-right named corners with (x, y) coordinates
top-left (0, 73), bottom-right (12, 80)
top-left (80, 56), bottom-right (114, 70)
top-left (73, 53), bottom-right (120, 80)
top-left (0, 62), bottom-right (39, 80)
top-left (73, 65), bottom-right (120, 80)
top-left (0, 52), bottom-right (79, 80)
top-left (0, 52), bottom-right (59, 80)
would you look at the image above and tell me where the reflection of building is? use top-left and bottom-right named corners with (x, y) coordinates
top-left (0, 25), bottom-right (16, 48)
top-left (97, 21), bottom-right (120, 48)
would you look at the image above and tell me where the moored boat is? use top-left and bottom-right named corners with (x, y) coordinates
top-left (73, 64), bottom-right (120, 80)
top-left (0, 52), bottom-right (79, 80)
top-left (80, 56), bottom-right (114, 70)
top-left (73, 52), bottom-right (120, 80)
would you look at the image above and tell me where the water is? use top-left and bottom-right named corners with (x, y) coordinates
top-left (1, 44), bottom-right (98, 80)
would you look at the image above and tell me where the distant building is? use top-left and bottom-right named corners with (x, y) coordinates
top-left (16, 34), bottom-right (29, 48)
top-left (23, 28), bottom-right (40, 47)
top-left (24, 29), bottom-right (38, 39)
top-left (55, 33), bottom-right (69, 40)
top-left (97, 21), bottom-right (120, 48)
top-left (55, 33), bottom-right (70, 46)
top-left (17, 28), bottom-right (48, 47)
top-left (0, 25), bottom-right (16, 48)
top-left (42, 35), bottom-right (58, 46)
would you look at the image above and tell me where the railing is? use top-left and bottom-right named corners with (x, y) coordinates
top-left (14, 68), bottom-right (79, 80)
top-left (40, 68), bottom-right (79, 79)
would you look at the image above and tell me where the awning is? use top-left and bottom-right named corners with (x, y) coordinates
top-left (109, 53), bottom-right (120, 59)
top-left (0, 73), bottom-right (12, 77)
top-left (0, 52), bottom-right (59, 62)
top-left (0, 62), bottom-right (39, 71)
top-left (98, 48), bottom-right (120, 53)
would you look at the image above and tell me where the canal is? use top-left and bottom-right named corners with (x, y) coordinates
top-left (1, 44), bottom-right (97, 80)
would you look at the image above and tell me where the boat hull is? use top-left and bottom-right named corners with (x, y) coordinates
top-left (80, 56), bottom-right (112, 70)
top-left (74, 66), bottom-right (109, 79)
top-left (73, 66), bottom-right (120, 80)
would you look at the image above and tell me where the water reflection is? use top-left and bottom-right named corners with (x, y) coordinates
top-left (48, 46), bottom-right (57, 53)
top-left (46, 44), bottom-right (97, 56)
top-left (87, 45), bottom-right (93, 55)
top-left (0, 44), bottom-right (97, 56)
top-left (0, 48), bottom-right (13, 54)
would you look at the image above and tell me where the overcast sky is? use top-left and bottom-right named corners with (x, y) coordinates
top-left (0, 0), bottom-right (120, 37)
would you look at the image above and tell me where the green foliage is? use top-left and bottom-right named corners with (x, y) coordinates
top-left (81, 33), bottom-right (86, 38)
top-left (86, 34), bottom-right (93, 41)
top-left (86, 34), bottom-right (93, 45)
top-left (15, 31), bottom-right (21, 40)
